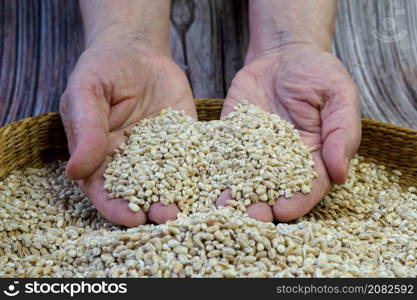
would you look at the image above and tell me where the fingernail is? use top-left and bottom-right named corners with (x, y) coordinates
top-left (345, 157), bottom-right (351, 170)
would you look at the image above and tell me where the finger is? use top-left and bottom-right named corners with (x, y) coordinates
top-left (246, 203), bottom-right (273, 222)
top-left (147, 202), bottom-right (180, 224)
top-left (216, 189), bottom-right (233, 206)
top-left (60, 79), bottom-right (110, 181)
top-left (221, 68), bottom-right (267, 119)
top-left (273, 151), bottom-right (331, 222)
top-left (321, 82), bottom-right (362, 184)
top-left (81, 177), bottom-right (147, 227)
top-left (220, 97), bottom-right (240, 118)
top-left (216, 189), bottom-right (273, 222)
top-left (80, 156), bottom-right (147, 227)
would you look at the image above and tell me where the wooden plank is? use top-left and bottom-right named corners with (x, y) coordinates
top-left (0, 0), bottom-right (84, 125)
top-left (216, 0), bottom-right (248, 92)
top-left (10, 0), bottom-right (39, 122)
top-left (172, 0), bottom-right (225, 98)
top-left (0, 0), bottom-right (18, 124)
top-left (334, 0), bottom-right (417, 128)
top-left (1, 0), bottom-right (417, 131)
top-left (33, 0), bottom-right (83, 116)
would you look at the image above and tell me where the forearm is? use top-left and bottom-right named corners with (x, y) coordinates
top-left (247, 0), bottom-right (336, 61)
top-left (79, 0), bottom-right (171, 53)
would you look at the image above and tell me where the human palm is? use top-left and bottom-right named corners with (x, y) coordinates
top-left (218, 45), bottom-right (361, 222)
top-left (60, 41), bottom-right (196, 226)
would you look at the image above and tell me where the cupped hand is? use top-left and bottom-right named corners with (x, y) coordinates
top-left (60, 36), bottom-right (196, 227)
top-left (218, 45), bottom-right (361, 222)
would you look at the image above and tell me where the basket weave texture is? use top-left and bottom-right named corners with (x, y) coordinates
top-left (1, 99), bottom-right (416, 186)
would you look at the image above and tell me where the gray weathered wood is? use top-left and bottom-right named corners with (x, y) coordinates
top-left (335, 0), bottom-right (417, 129)
top-left (1, 0), bottom-right (417, 129)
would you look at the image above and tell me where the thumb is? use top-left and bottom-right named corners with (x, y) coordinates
top-left (321, 83), bottom-right (362, 184)
top-left (60, 81), bottom-right (109, 180)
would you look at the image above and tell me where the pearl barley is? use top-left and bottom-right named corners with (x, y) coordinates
top-left (104, 101), bottom-right (317, 214)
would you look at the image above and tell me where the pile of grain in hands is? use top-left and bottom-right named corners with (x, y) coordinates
top-left (0, 102), bottom-right (416, 278)
top-left (103, 102), bottom-right (317, 214)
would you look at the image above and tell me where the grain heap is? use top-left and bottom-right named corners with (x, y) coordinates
top-left (0, 160), bottom-right (416, 276)
top-left (104, 102), bottom-right (317, 214)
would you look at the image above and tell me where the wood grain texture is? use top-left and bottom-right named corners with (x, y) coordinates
top-left (170, 0), bottom-right (248, 98)
top-left (0, 0), bottom-right (84, 125)
top-left (1, 0), bottom-right (417, 129)
top-left (334, 0), bottom-right (417, 129)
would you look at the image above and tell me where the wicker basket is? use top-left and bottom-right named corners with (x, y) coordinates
top-left (1, 98), bottom-right (417, 187)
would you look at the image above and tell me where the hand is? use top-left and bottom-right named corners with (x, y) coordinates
top-left (218, 44), bottom-right (361, 222)
top-left (60, 35), bottom-right (196, 227)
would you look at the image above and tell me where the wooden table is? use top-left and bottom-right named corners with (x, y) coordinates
top-left (1, 0), bottom-right (417, 129)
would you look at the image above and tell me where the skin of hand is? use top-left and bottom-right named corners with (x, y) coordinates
top-left (217, 0), bottom-right (362, 222)
top-left (60, 1), bottom-right (196, 227)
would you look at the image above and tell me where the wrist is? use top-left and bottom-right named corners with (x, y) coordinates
top-left (80, 0), bottom-right (171, 56)
top-left (246, 0), bottom-right (336, 64)
top-left (85, 26), bottom-right (171, 57)
top-left (246, 29), bottom-right (332, 64)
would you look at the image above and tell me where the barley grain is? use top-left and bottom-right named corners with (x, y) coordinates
top-left (104, 102), bottom-right (317, 213)
top-left (0, 116), bottom-right (416, 278)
